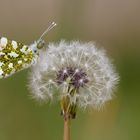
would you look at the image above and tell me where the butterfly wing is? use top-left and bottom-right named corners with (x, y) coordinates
top-left (0, 37), bottom-right (36, 78)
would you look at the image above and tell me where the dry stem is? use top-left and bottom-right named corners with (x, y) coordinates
top-left (63, 114), bottom-right (70, 140)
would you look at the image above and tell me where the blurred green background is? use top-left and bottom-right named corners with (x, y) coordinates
top-left (0, 0), bottom-right (140, 140)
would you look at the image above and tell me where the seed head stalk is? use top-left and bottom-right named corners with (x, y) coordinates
top-left (60, 80), bottom-right (78, 140)
top-left (63, 113), bottom-right (70, 140)
top-left (60, 84), bottom-right (77, 140)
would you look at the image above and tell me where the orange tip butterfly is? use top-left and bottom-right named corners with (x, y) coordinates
top-left (0, 22), bottom-right (57, 78)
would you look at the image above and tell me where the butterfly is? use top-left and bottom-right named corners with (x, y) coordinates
top-left (0, 22), bottom-right (56, 78)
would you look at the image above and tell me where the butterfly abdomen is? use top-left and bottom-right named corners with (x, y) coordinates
top-left (0, 37), bottom-right (37, 78)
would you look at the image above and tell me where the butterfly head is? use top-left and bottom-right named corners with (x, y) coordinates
top-left (29, 22), bottom-right (57, 54)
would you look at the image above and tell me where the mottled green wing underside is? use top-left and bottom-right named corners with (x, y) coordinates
top-left (0, 37), bottom-right (35, 78)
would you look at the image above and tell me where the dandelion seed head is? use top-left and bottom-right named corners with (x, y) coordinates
top-left (29, 40), bottom-right (119, 109)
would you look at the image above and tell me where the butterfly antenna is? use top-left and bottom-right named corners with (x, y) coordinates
top-left (38, 22), bottom-right (57, 41)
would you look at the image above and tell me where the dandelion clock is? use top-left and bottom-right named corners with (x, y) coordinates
top-left (29, 40), bottom-right (119, 140)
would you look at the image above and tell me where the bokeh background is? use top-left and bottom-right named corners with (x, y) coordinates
top-left (0, 0), bottom-right (140, 140)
